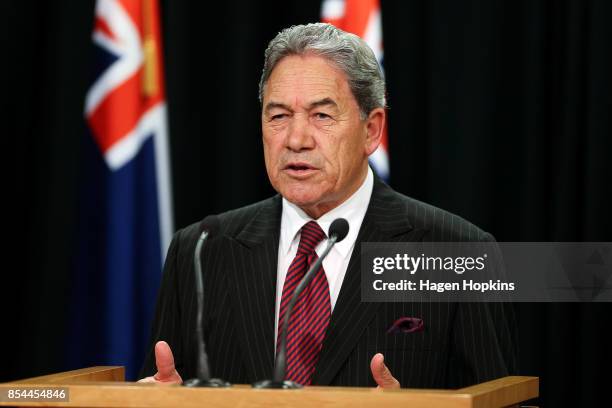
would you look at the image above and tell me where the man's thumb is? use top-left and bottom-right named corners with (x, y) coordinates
top-left (370, 353), bottom-right (400, 388)
top-left (154, 341), bottom-right (177, 380)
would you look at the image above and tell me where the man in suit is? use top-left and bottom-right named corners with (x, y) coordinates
top-left (139, 23), bottom-right (516, 388)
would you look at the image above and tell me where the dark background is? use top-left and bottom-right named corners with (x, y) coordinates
top-left (5, 0), bottom-right (611, 406)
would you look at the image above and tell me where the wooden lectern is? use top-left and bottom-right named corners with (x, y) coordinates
top-left (0, 367), bottom-right (538, 407)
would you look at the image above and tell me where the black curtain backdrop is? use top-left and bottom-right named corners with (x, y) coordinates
top-left (5, 1), bottom-right (611, 406)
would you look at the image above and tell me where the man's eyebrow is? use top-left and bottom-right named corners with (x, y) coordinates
top-left (308, 98), bottom-right (338, 110)
top-left (264, 102), bottom-right (291, 113)
top-left (264, 98), bottom-right (338, 113)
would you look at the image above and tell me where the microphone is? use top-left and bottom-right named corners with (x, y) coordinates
top-left (183, 215), bottom-right (231, 388)
top-left (253, 218), bottom-right (350, 389)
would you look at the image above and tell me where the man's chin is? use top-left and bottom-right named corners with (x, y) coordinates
top-left (282, 190), bottom-right (322, 208)
top-left (281, 190), bottom-right (339, 219)
top-left (277, 180), bottom-right (322, 203)
top-left (283, 194), bottom-right (320, 209)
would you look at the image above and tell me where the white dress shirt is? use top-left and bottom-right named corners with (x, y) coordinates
top-left (274, 167), bottom-right (374, 343)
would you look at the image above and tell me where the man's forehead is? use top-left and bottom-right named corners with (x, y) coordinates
top-left (264, 55), bottom-right (351, 105)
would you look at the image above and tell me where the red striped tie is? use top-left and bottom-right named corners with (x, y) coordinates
top-left (277, 221), bottom-right (331, 385)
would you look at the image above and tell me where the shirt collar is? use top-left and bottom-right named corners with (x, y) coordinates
top-left (280, 167), bottom-right (374, 258)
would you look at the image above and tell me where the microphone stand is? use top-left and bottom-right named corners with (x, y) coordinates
top-left (183, 223), bottom-right (231, 388)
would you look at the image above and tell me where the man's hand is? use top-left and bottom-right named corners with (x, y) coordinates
top-left (370, 353), bottom-right (400, 388)
top-left (137, 341), bottom-right (183, 385)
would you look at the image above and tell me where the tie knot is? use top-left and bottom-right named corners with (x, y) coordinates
top-left (297, 221), bottom-right (326, 255)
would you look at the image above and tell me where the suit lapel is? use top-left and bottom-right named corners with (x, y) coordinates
top-left (227, 196), bottom-right (281, 382)
top-left (311, 178), bottom-right (415, 385)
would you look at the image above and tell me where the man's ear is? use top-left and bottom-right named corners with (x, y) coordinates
top-left (364, 107), bottom-right (386, 156)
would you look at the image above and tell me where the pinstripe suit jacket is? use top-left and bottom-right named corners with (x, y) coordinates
top-left (141, 177), bottom-right (517, 388)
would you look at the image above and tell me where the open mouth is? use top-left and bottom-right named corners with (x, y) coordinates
top-left (283, 162), bottom-right (318, 176)
top-left (286, 164), bottom-right (314, 171)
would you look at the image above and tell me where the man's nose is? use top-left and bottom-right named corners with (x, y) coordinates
top-left (286, 115), bottom-right (315, 151)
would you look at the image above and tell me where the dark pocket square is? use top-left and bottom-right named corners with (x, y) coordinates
top-left (387, 317), bottom-right (424, 334)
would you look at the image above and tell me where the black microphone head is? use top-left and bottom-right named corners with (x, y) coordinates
top-left (329, 218), bottom-right (349, 243)
top-left (200, 215), bottom-right (220, 238)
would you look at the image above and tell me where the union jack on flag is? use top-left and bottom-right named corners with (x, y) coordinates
top-left (70, 0), bottom-right (173, 379)
top-left (322, 0), bottom-right (389, 180)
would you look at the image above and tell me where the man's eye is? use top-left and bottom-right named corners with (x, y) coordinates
top-left (271, 114), bottom-right (287, 121)
top-left (315, 113), bottom-right (331, 120)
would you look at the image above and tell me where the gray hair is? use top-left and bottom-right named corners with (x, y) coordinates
top-left (258, 23), bottom-right (386, 119)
